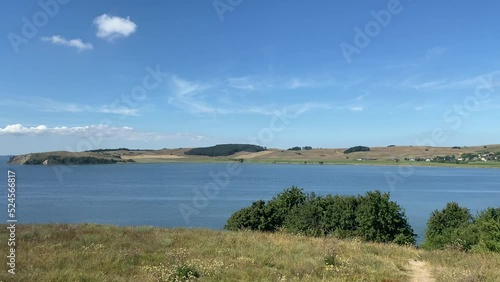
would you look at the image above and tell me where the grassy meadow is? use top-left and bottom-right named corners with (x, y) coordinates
top-left (1, 224), bottom-right (499, 281)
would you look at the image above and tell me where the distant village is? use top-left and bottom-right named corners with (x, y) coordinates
top-left (357, 152), bottom-right (500, 163)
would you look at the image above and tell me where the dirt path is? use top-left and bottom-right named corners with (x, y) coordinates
top-left (408, 259), bottom-right (435, 282)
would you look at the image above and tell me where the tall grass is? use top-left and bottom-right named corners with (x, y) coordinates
top-left (0, 224), bottom-right (498, 281)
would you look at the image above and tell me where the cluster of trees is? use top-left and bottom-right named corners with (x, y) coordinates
top-left (225, 187), bottom-right (416, 245)
top-left (185, 144), bottom-right (266, 157)
top-left (287, 146), bottom-right (313, 151)
top-left (25, 156), bottom-right (118, 165)
top-left (461, 153), bottom-right (479, 160)
top-left (422, 203), bottom-right (500, 252)
top-left (343, 146), bottom-right (370, 154)
top-left (432, 155), bottom-right (464, 163)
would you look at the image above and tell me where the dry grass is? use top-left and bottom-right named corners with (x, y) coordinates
top-left (421, 249), bottom-right (500, 282)
top-left (1, 224), bottom-right (498, 281)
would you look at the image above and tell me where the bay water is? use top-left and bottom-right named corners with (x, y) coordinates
top-left (2, 156), bottom-right (499, 243)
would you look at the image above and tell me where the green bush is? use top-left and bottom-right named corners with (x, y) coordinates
top-left (224, 200), bottom-right (271, 231)
top-left (355, 191), bottom-right (415, 245)
top-left (284, 195), bottom-right (326, 236)
top-left (422, 202), bottom-right (488, 251)
top-left (474, 208), bottom-right (500, 252)
top-left (175, 265), bottom-right (200, 280)
top-left (343, 146), bottom-right (370, 154)
top-left (225, 187), bottom-right (416, 245)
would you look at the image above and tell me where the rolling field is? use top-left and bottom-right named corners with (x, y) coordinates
top-left (8, 144), bottom-right (500, 168)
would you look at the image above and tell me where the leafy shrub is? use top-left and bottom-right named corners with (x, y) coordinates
top-left (474, 208), bottom-right (500, 252)
top-left (225, 187), bottom-right (416, 245)
top-left (175, 265), bottom-right (200, 280)
top-left (343, 146), bottom-right (370, 154)
top-left (422, 202), bottom-right (479, 251)
top-left (355, 191), bottom-right (415, 245)
top-left (224, 200), bottom-right (271, 231)
top-left (265, 186), bottom-right (308, 230)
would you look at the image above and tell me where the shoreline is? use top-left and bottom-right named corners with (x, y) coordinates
top-left (8, 158), bottom-right (500, 169)
top-left (7, 144), bottom-right (500, 168)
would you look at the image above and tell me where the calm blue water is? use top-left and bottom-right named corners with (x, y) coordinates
top-left (2, 156), bottom-right (499, 243)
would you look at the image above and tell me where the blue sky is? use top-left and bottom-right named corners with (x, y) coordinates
top-left (1, 0), bottom-right (499, 155)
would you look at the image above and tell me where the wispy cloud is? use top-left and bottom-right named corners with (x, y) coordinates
top-left (398, 71), bottom-right (500, 90)
top-left (171, 75), bottom-right (209, 96)
top-left (348, 106), bottom-right (364, 112)
top-left (425, 46), bottom-right (446, 62)
top-left (93, 14), bottom-right (137, 41)
top-left (227, 76), bottom-right (260, 90)
top-left (0, 124), bottom-right (132, 137)
top-left (41, 35), bottom-right (93, 52)
top-left (286, 78), bottom-right (335, 89)
top-left (10, 97), bottom-right (140, 116)
top-left (167, 75), bottom-right (332, 116)
top-left (384, 46), bottom-right (446, 71)
top-left (399, 77), bottom-right (449, 90)
top-left (355, 92), bottom-right (369, 101)
top-left (0, 124), bottom-right (206, 142)
top-left (415, 105), bottom-right (430, 111)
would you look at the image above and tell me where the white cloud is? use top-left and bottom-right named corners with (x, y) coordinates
top-left (93, 14), bottom-right (137, 41)
top-left (41, 35), bottom-right (93, 52)
top-left (348, 106), bottom-right (364, 112)
top-left (399, 71), bottom-right (500, 90)
top-left (355, 92), bottom-right (369, 101)
top-left (0, 124), bottom-right (206, 142)
top-left (17, 97), bottom-right (140, 116)
top-left (415, 105), bottom-right (429, 111)
top-left (0, 124), bottom-right (132, 137)
top-left (286, 78), bottom-right (335, 89)
top-left (171, 75), bottom-right (208, 96)
top-left (288, 78), bottom-right (313, 89)
top-left (227, 76), bottom-right (258, 90)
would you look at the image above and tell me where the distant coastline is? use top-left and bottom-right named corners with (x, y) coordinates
top-left (7, 143), bottom-right (500, 168)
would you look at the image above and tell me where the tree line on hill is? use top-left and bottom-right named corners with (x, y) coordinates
top-left (287, 146), bottom-right (313, 151)
top-left (184, 144), bottom-right (266, 157)
top-left (24, 155), bottom-right (119, 165)
top-left (225, 187), bottom-right (500, 252)
top-left (343, 146), bottom-right (370, 154)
